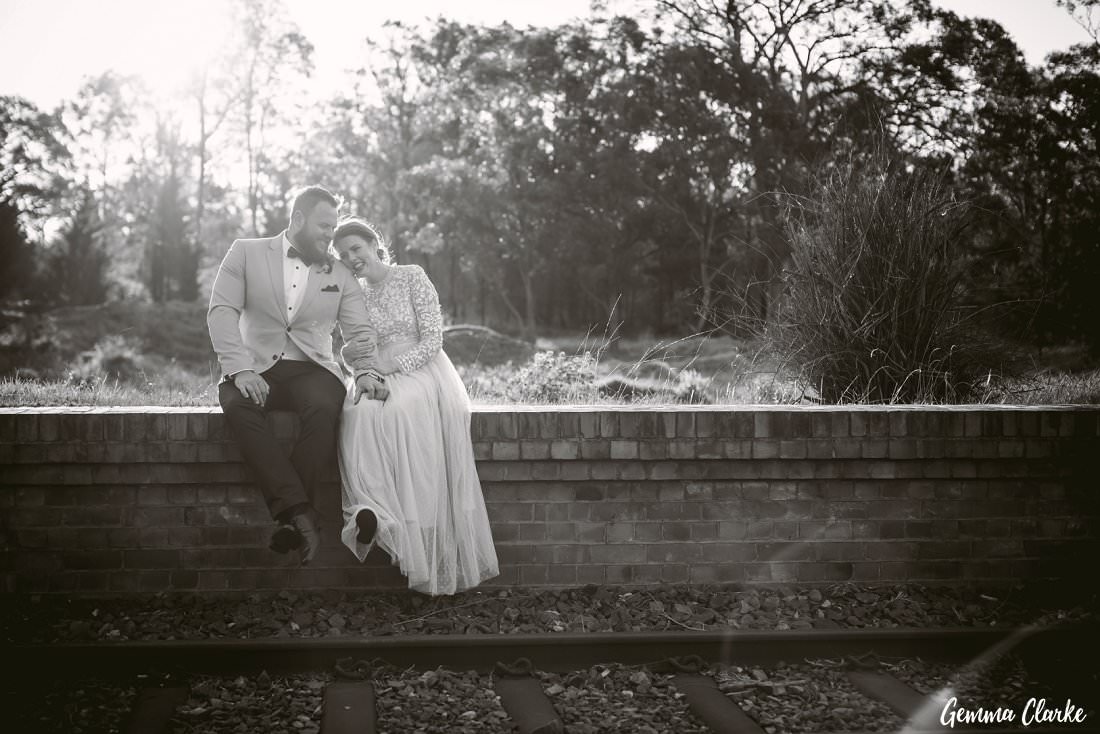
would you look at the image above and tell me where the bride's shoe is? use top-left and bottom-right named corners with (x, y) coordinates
top-left (355, 509), bottom-right (377, 545)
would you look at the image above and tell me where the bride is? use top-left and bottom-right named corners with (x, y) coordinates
top-left (332, 217), bottom-right (499, 596)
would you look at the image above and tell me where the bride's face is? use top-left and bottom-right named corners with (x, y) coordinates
top-left (334, 234), bottom-right (378, 276)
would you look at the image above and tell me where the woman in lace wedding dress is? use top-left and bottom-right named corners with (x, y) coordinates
top-left (332, 217), bottom-right (499, 595)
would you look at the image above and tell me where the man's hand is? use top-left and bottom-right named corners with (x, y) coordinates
top-left (354, 373), bottom-right (388, 404)
top-left (341, 334), bottom-right (378, 366)
top-left (233, 370), bottom-right (269, 406)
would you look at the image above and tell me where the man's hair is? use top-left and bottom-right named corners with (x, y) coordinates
top-left (289, 185), bottom-right (340, 219)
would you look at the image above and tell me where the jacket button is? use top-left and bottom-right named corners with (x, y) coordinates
top-left (286, 326), bottom-right (292, 332)
top-left (272, 354), bottom-right (278, 360)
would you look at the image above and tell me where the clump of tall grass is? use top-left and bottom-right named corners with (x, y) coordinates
top-left (67, 335), bottom-right (147, 386)
top-left (505, 351), bottom-right (599, 403)
top-left (767, 152), bottom-right (999, 403)
top-left (1, 374), bottom-right (216, 407)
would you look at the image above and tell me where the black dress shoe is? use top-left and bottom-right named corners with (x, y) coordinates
top-left (269, 524), bottom-right (302, 553)
top-left (355, 509), bottom-right (377, 545)
top-left (292, 512), bottom-right (322, 565)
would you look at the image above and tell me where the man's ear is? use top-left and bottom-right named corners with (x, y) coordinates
top-left (289, 209), bottom-right (303, 232)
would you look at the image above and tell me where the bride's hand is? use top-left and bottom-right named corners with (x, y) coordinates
top-left (376, 354), bottom-right (400, 375)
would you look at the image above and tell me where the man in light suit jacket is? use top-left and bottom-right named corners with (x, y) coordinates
top-left (208, 185), bottom-right (385, 564)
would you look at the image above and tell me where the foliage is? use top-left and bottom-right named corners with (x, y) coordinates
top-left (505, 350), bottom-right (599, 404)
top-left (42, 188), bottom-right (110, 306)
top-left (66, 335), bottom-right (150, 386)
top-left (766, 150), bottom-right (999, 403)
top-left (2, 0), bottom-right (1099, 394)
top-left (1, 372), bottom-right (215, 407)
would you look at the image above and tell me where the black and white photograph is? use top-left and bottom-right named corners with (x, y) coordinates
top-left (1, 0), bottom-right (1098, 731)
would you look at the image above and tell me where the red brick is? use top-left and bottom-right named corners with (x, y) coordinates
top-left (972, 539), bottom-right (1024, 557)
top-left (547, 565), bottom-right (578, 585)
top-left (166, 527), bottom-right (204, 547)
top-left (779, 441), bottom-right (807, 459)
top-left (489, 502), bottom-right (533, 523)
top-left (62, 506), bottom-right (122, 526)
top-left (697, 543), bottom-right (756, 562)
top-left (517, 524), bottom-right (547, 542)
top-left (844, 521), bottom-right (878, 539)
top-left (542, 504), bottom-right (570, 522)
top-left (752, 441), bottom-right (780, 460)
top-left (559, 463), bottom-right (589, 481)
top-left (576, 565), bottom-right (605, 585)
top-left (667, 440), bottom-right (694, 460)
top-left (491, 442), bottom-right (520, 460)
top-left (661, 522), bottom-right (691, 541)
top-left (584, 541), bottom-right (637, 567)
top-left (658, 485), bottom-right (685, 502)
top-left (861, 440), bottom-right (888, 459)
top-left (580, 441), bottom-right (611, 460)
top-left (604, 564), bottom-right (634, 583)
top-left (531, 463), bottom-right (562, 481)
top-left (690, 522), bottom-right (718, 541)
top-left (519, 565), bottom-right (550, 584)
top-left (520, 441), bottom-right (551, 460)
top-left (917, 541), bottom-right (971, 559)
top-left (718, 440), bottom-right (747, 460)
top-left (550, 440), bottom-right (579, 460)
top-left (63, 550), bottom-right (121, 570)
top-left (556, 412), bottom-right (581, 439)
top-left (503, 463), bottom-right (533, 481)
top-left (798, 562), bottom-right (854, 581)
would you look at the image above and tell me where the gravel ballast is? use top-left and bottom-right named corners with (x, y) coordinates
top-left (3, 583), bottom-right (1093, 644)
top-left (4, 582), bottom-right (1095, 732)
top-left (9, 655), bottom-right (1095, 734)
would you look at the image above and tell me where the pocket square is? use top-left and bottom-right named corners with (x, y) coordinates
top-left (321, 284), bottom-right (339, 293)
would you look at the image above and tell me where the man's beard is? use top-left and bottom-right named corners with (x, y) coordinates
top-left (290, 231), bottom-right (326, 260)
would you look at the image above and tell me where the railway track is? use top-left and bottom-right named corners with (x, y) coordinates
top-left (6, 624), bottom-right (1098, 734)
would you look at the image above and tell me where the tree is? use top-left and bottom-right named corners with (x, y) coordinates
top-left (651, 0), bottom-right (917, 324)
top-left (44, 189), bottom-right (110, 306)
top-left (228, 0), bottom-right (314, 236)
top-left (0, 95), bottom-right (70, 301)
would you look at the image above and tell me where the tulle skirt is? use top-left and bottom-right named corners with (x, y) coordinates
top-left (338, 342), bottom-right (499, 596)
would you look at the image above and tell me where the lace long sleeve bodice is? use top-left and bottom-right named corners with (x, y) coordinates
top-left (361, 264), bottom-right (443, 374)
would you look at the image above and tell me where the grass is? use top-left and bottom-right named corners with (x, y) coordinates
top-left (5, 359), bottom-right (1098, 408)
top-left (0, 372), bottom-right (217, 407)
top-left (1, 300), bottom-right (1098, 407)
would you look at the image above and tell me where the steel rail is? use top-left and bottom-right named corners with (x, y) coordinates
top-left (3, 623), bottom-right (1090, 677)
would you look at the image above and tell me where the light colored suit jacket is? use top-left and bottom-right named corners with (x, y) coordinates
top-left (207, 234), bottom-right (374, 383)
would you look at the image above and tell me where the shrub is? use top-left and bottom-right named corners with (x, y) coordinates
top-left (768, 152), bottom-right (998, 403)
top-left (505, 350), bottom-right (598, 403)
top-left (67, 335), bottom-right (147, 386)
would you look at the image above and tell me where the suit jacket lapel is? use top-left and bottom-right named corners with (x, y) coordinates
top-left (266, 236), bottom-right (289, 324)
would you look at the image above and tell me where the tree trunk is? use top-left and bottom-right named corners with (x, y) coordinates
top-left (521, 269), bottom-right (537, 341)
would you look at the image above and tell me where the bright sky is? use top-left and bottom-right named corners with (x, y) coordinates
top-left (0, 0), bottom-right (1093, 110)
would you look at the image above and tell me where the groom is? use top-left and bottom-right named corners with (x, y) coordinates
top-left (207, 185), bottom-right (385, 564)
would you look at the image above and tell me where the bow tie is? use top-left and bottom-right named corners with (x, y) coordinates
top-left (287, 246), bottom-right (319, 266)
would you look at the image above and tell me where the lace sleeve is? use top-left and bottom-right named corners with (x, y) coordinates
top-left (394, 266), bottom-right (443, 374)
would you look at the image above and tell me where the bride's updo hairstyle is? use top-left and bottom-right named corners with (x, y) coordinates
top-left (333, 216), bottom-right (392, 265)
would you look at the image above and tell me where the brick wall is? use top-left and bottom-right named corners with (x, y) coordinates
top-left (1, 406), bottom-right (1097, 595)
